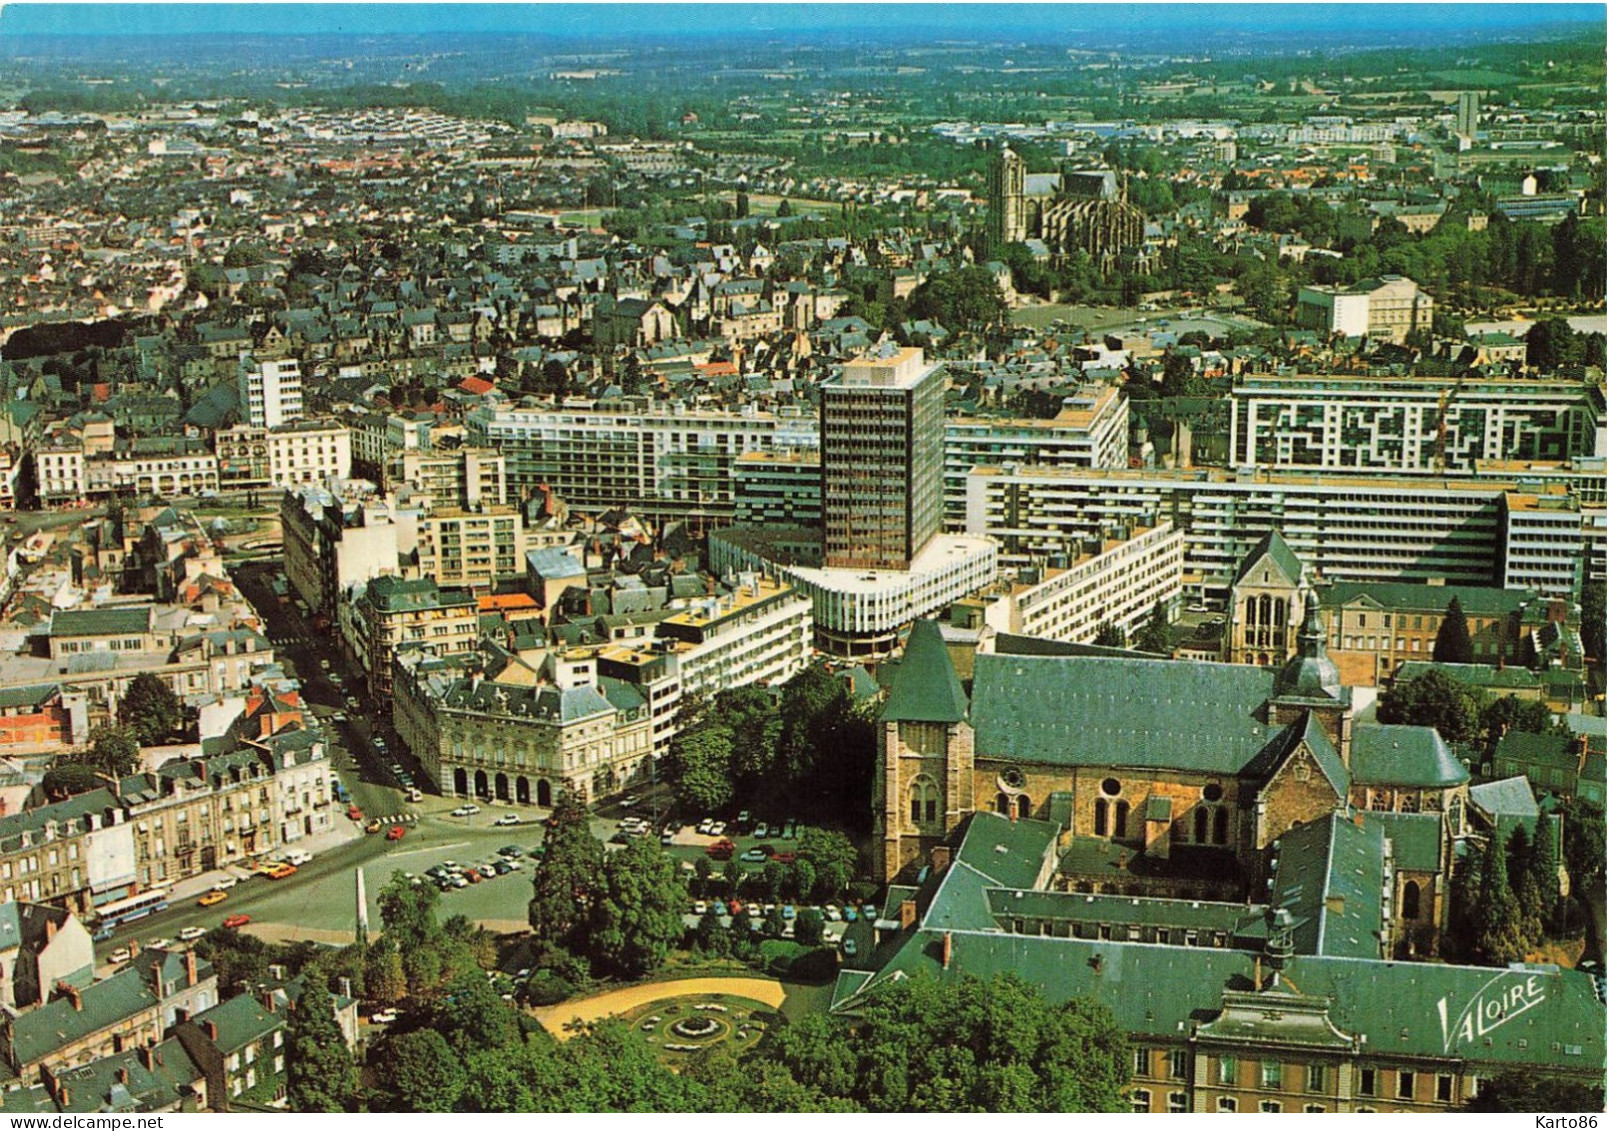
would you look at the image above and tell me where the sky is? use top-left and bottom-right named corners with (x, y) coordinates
top-left (0, 3), bottom-right (1600, 42)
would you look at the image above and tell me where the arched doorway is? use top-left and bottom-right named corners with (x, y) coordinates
top-left (474, 769), bottom-right (489, 799)
top-left (494, 773), bottom-right (509, 802)
top-left (1402, 880), bottom-right (1421, 919)
top-left (453, 767), bottom-right (468, 797)
top-left (536, 779), bottom-right (552, 807)
top-left (515, 776), bottom-right (530, 805)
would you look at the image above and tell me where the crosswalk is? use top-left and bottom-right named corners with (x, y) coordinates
top-left (269, 635), bottom-right (313, 648)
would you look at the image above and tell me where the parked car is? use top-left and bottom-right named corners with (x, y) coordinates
top-left (365, 819), bottom-right (382, 834)
top-left (843, 906), bottom-right (858, 923)
top-left (773, 851), bottom-right (797, 865)
top-left (386, 825), bottom-right (406, 841)
top-left (739, 848), bottom-right (769, 864)
top-left (706, 838), bottom-right (736, 860)
top-left (493, 813), bottom-right (522, 826)
top-left (370, 1009), bottom-right (399, 1025)
top-left (179, 926), bottom-right (207, 942)
top-left (781, 905), bottom-right (796, 920)
top-left (498, 845), bottom-right (524, 857)
top-left (824, 904), bottom-right (842, 922)
top-left (406, 788), bottom-right (423, 803)
top-left (109, 948), bottom-right (131, 964)
top-left (147, 937), bottom-right (174, 950)
top-left (452, 804), bottom-right (481, 817)
top-left (92, 926), bottom-right (114, 943)
top-left (266, 863), bottom-right (297, 879)
top-left (753, 822), bottom-right (769, 839)
top-left (728, 899), bottom-right (744, 916)
top-left (708, 821), bottom-right (727, 837)
top-left (696, 818), bottom-right (715, 835)
top-left (198, 890), bottom-right (227, 907)
top-left (347, 805), bottom-right (364, 821)
top-left (841, 937), bottom-right (858, 958)
top-left (222, 914), bottom-right (251, 929)
top-left (618, 795), bottom-right (641, 809)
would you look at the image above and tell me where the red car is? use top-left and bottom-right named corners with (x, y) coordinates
top-left (347, 806), bottom-right (363, 821)
top-left (386, 825), bottom-right (405, 841)
top-left (222, 914), bottom-right (251, 929)
top-left (727, 899), bottom-right (744, 916)
top-left (773, 851), bottom-right (797, 865)
top-left (706, 838), bottom-right (736, 860)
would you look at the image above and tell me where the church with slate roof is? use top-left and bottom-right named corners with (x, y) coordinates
top-left (874, 596), bottom-right (1472, 954)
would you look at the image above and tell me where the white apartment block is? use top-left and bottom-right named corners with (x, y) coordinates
top-left (238, 357), bottom-right (304, 428)
top-left (266, 419), bottom-right (351, 488)
top-left (713, 530), bottom-right (998, 657)
top-left (943, 385), bottom-right (1129, 526)
top-left (963, 464), bottom-right (1600, 600)
top-left (981, 522), bottom-right (1184, 645)
top-left (464, 402), bottom-right (819, 518)
top-left (413, 507), bottom-right (527, 592)
top-left (1499, 491), bottom-right (1585, 598)
top-left (1295, 275), bottom-right (1433, 344)
top-left (34, 445), bottom-right (86, 504)
top-left (393, 447), bottom-right (508, 508)
top-left (1230, 374), bottom-right (1606, 473)
top-left (657, 575), bottom-right (813, 699)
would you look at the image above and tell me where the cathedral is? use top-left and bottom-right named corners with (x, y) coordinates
top-left (984, 143), bottom-right (1148, 267)
top-left (873, 602), bottom-right (1471, 955)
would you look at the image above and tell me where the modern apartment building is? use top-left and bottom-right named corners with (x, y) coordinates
top-left (391, 446), bottom-right (508, 508)
top-left (961, 522), bottom-right (1184, 646)
top-left (821, 345), bottom-right (946, 571)
top-left (236, 357), bottom-right (303, 429)
top-left (463, 401), bottom-right (818, 520)
top-left (655, 575), bottom-right (814, 700)
top-left (342, 575), bottom-right (478, 699)
top-left (943, 385), bottom-right (1129, 523)
top-left (1229, 374), bottom-right (1606, 473)
top-left (963, 465), bottom-right (1598, 599)
top-left (412, 506), bottom-right (527, 592)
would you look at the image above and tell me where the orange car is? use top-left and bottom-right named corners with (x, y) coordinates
top-left (197, 890), bottom-right (227, 907)
top-left (386, 825), bottom-right (405, 841)
top-left (222, 914), bottom-right (251, 929)
top-left (266, 862), bottom-right (297, 880)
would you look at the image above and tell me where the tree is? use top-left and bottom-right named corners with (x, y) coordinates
top-left (1527, 815), bottom-right (1560, 931)
top-left (795, 906), bottom-right (825, 947)
top-left (1133, 600), bottom-right (1171, 656)
top-left (907, 266), bottom-right (1009, 334)
top-left (1474, 831), bottom-right (1528, 965)
top-left (1581, 579), bottom-right (1604, 667)
top-left (1506, 824), bottom-right (1544, 945)
top-left (42, 763), bottom-right (104, 799)
top-left (585, 836), bottom-right (687, 978)
top-left (118, 672), bottom-right (183, 745)
top-left (796, 827), bottom-right (857, 901)
top-left (1467, 1073), bottom-right (1604, 1113)
top-left (666, 723), bottom-right (735, 814)
top-left (1432, 597), bottom-right (1474, 664)
top-left (363, 938), bottom-right (406, 1006)
top-left (377, 871), bottom-right (439, 951)
top-left (763, 903), bottom-right (786, 938)
top-left (1093, 621), bottom-right (1127, 648)
top-left (372, 1028), bottom-right (465, 1112)
top-left (286, 978), bottom-right (357, 1112)
top-left (529, 791), bottom-right (603, 954)
top-left (85, 725), bottom-right (140, 778)
top-left (775, 198), bottom-right (793, 218)
top-left (761, 973), bottom-right (1129, 1112)
top-left (434, 968), bottom-right (521, 1055)
top-left (1376, 669), bottom-right (1481, 745)
top-left (1525, 317), bottom-right (1579, 371)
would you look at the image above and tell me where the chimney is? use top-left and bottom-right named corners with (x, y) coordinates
top-left (138, 1044), bottom-right (154, 1071)
top-left (262, 990), bottom-right (276, 1014)
top-left (117, 1067), bottom-right (129, 1085)
top-left (930, 845), bottom-right (951, 873)
top-left (129, 940), bottom-right (140, 960)
top-left (900, 899), bottom-right (917, 930)
top-left (203, 1020), bottom-right (218, 1041)
top-left (57, 1086), bottom-right (68, 1108)
top-left (941, 931), bottom-right (952, 969)
top-left (59, 982), bottom-right (82, 1011)
top-left (1253, 955), bottom-right (1263, 992)
top-left (185, 949), bottom-right (198, 988)
top-left (44, 917), bottom-right (56, 943)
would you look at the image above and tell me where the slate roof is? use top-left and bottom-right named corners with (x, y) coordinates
top-left (1240, 710), bottom-right (1349, 795)
top-left (880, 619), bottom-right (968, 724)
top-left (834, 813), bottom-right (1605, 1076)
top-left (49, 606), bottom-right (152, 638)
top-left (1233, 528), bottom-right (1303, 586)
top-left (971, 655), bottom-right (1275, 773)
top-left (1268, 813), bottom-right (1387, 960)
top-left (1396, 661), bottom-right (1539, 691)
top-left (1364, 811), bottom-right (1445, 874)
top-left (1323, 581), bottom-right (1530, 618)
top-left (1469, 776), bottom-right (1540, 820)
top-left (1350, 725), bottom-right (1468, 788)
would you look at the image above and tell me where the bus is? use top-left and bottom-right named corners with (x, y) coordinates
top-left (94, 888), bottom-right (170, 929)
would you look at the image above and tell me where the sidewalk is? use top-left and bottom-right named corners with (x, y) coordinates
top-left (166, 816), bottom-right (368, 902)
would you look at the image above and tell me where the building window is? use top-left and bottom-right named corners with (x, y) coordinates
top-left (1170, 1049), bottom-right (1189, 1080)
top-left (1261, 1062), bottom-right (1283, 1089)
top-left (1133, 1048), bottom-right (1149, 1077)
top-left (1307, 1064), bottom-right (1326, 1093)
top-left (1217, 1098), bottom-right (1237, 1113)
top-left (1436, 1075), bottom-right (1454, 1103)
top-left (1398, 1071), bottom-right (1415, 1100)
top-left (1217, 1057), bottom-right (1237, 1087)
top-left (1130, 1090), bottom-right (1150, 1113)
top-left (1260, 1101), bottom-right (1282, 1113)
top-left (1168, 1092), bottom-right (1188, 1113)
top-left (1359, 1068), bottom-right (1376, 1096)
top-left (1304, 1104), bottom-right (1326, 1114)
top-left (1402, 880), bottom-right (1421, 919)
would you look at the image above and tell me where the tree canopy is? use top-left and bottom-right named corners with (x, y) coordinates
top-left (1432, 597), bottom-right (1474, 665)
top-left (286, 977), bottom-right (358, 1112)
top-left (119, 672), bottom-right (184, 746)
top-left (1376, 668), bottom-right (1480, 744)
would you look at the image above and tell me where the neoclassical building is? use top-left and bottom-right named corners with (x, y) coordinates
top-left (874, 605), bottom-right (1470, 951)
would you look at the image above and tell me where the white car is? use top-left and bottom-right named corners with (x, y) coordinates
top-left (212, 875), bottom-right (240, 890)
top-left (823, 904), bottom-right (842, 922)
top-left (493, 814), bottom-right (522, 826)
top-left (693, 900), bottom-right (708, 915)
top-left (148, 937), bottom-right (174, 951)
top-left (707, 821), bottom-right (727, 837)
top-left (451, 804), bottom-right (481, 817)
top-left (109, 948), bottom-right (131, 964)
top-left (370, 1009), bottom-right (399, 1024)
top-left (179, 926), bottom-right (207, 942)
